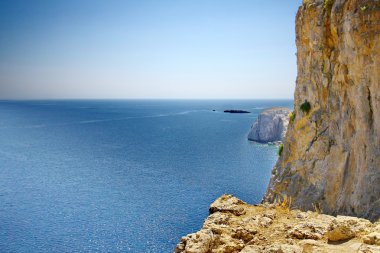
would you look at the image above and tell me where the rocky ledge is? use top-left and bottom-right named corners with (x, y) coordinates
top-left (248, 107), bottom-right (291, 143)
top-left (175, 195), bottom-right (380, 253)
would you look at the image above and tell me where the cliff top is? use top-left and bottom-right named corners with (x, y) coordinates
top-left (176, 195), bottom-right (380, 253)
top-left (260, 107), bottom-right (291, 114)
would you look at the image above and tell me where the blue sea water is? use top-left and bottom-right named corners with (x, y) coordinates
top-left (0, 99), bottom-right (293, 252)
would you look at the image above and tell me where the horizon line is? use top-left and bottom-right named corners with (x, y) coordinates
top-left (0, 97), bottom-right (294, 101)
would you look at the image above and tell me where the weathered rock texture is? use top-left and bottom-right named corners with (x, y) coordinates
top-left (175, 195), bottom-right (380, 253)
top-left (264, 0), bottom-right (380, 221)
top-left (248, 107), bottom-right (291, 143)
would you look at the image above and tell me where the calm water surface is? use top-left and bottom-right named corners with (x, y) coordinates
top-left (0, 100), bottom-right (292, 252)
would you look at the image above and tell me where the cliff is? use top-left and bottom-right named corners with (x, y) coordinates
top-left (264, 0), bottom-right (380, 221)
top-left (248, 107), bottom-right (291, 143)
top-left (175, 0), bottom-right (380, 251)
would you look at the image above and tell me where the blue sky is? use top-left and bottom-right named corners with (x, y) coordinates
top-left (0, 0), bottom-right (302, 99)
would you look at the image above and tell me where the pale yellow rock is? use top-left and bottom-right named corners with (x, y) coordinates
top-left (240, 245), bottom-right (261, 253)
top-left (358, 244), bottom-right (380, 253)
top-left (209, 194), bottom-right (247, 216)
top-left (327, 216), bottom-right (373, 241)
top-left (259, 216), bottom-right (273, 228)
top-left (174, 195), bottom-right (380, 252)
top-left (175, 230), bottom-right (213, 253)
top-left (363, 232), bottom-right (380, 246)
top-left (241, 244), bottom-right (303, 253)
top-left (288, 222), bottom-right (326, 240)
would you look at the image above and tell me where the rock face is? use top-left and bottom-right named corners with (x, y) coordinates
top-left (248, 107), bottom-right (291, 143)
top-left (175, 195), bottom-right (380, 253)
top-left (264, 0), bottom-right (380, 221)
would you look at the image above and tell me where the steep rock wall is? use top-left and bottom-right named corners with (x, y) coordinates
top-left (264, 0), bottom-right (380, 221)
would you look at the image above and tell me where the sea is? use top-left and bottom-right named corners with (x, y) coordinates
top-left (0, 99), bottom-right (293, 252)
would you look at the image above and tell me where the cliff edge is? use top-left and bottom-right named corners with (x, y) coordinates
top-left (176, 195), bottom-right (380, 253)
top-left (264, 0), bottom-right (380, 221)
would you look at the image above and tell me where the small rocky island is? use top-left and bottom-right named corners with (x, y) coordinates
top-left (248, 107), bottom-right (291, 143)
top-left (224, 110), bottom-right (251, 114)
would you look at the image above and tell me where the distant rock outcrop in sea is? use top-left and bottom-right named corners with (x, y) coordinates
top-left (224, 109), bottom-right (250, 114)
top-left (248, 107), bottom-right (291, 143)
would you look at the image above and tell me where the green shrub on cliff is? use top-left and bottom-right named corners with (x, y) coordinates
top-left (289, 111), bottom-right (296, 123)
top-left (324, 0), bottom-right (333, 10)
top-left (278, 144), bottom-right (284, 156)
top-left (300, 101), bottom-right (311, 114)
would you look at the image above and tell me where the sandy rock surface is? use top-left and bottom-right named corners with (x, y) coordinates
top-left (175, 195), bottom-right (380, 253)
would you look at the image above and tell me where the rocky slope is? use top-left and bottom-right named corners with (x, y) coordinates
top-left (175, 195), bottom-right (380, 253)
top-left (248, 107), bottom-right (291, 143)
top-left (264, 0), bottom-right (380, 221)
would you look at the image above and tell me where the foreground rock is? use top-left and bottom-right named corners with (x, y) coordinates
top-left (264, 0), bottom-right (380, 221)
top-left (175, 195), bottom-right (380, 253)
top-left (248, 107), bottom-right (291, 143)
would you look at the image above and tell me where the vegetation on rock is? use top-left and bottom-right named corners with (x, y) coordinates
top-left (323, 0), bottom-right (333, 10)
top-left (278, 143), bottom-right (284, 156)
top-left (289, 111), bottom-right (296, 123)
top-left (300, 100), bottom-right (311, 114)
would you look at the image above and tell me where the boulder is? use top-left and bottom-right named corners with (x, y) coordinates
top-left (209, 194), bottom-right (247, 216)
top-left (327, 216), bottom-right (373, 242)
top-left (288, 222), bottom-right (328, 240)
top-left (363, 232), bottom-right (380, 246)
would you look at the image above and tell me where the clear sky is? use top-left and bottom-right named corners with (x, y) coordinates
top-left (0, 0), bottom-right (302, 99)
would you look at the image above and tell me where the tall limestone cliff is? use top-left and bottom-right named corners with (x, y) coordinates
top-left (264, 0), bottom-right (380, 221)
